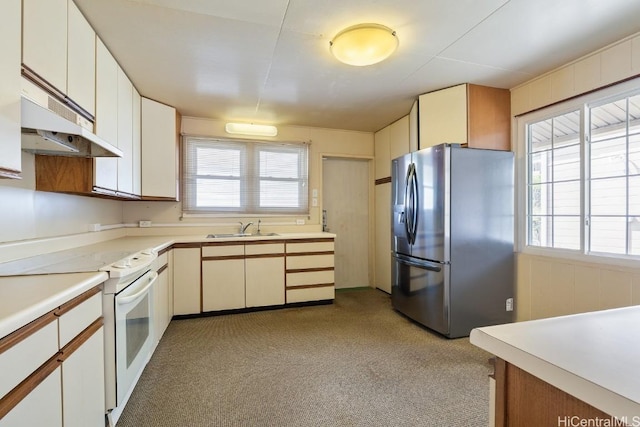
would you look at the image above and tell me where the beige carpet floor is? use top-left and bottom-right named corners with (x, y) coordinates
top-left (117, 288), bottom-right (492, 427)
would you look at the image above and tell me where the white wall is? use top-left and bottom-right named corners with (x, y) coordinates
top-left (123, 117), bottom-right (374, 236)
top-left (0, 152), bottom-right (123, 244)
top-left (513, 31), bottom-right (640, 321)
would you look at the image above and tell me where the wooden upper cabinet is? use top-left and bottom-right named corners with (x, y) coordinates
top-left (0, 0), bottom-right (22, 179)
top-left (67, 0), bottom-right (96, 117)
top-left (418, 84), bottom-right (511, 151)
top-left (22, 0), bottom-right (68, 93)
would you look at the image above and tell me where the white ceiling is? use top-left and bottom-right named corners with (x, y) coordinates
top-left (74, 0), bottom-right (640, 132)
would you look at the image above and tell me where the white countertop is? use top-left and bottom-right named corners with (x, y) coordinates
top-left (0, 232), bottom-right (335, 338)
top-left (0, 271), bottom-right (108, 339)
top-left (470, 306), bottom-right (640, 420)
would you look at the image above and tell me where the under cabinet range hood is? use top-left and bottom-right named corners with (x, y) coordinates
top-left (20, 76), bottom-right (123, 158)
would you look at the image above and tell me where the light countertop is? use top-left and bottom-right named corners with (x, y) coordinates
top-left (0, 271), bottom-right (108, 339)
top-left (470, 306), bottom-right (640, 420)
top-left (0, 232), bottom-right (335, 338)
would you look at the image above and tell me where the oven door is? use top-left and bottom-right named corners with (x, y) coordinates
top-left (114, 270), bottom-right (157, 405)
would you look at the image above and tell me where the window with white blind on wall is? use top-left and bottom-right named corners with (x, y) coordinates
top-left (522, 80), bottom-right (640, 259)
top-left (183, 137), bottom-right (309, 215)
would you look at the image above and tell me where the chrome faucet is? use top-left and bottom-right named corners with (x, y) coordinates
top-left (239, 221), bottom-right (253, 234)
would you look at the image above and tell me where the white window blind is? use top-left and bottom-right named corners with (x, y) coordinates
top-left (183, 137), bottom-right (309, 215)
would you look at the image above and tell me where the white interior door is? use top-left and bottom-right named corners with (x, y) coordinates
top-left (322, 157), bottom-right (370, 289)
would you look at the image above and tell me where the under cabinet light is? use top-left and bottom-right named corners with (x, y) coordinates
top-left (225, 123), bottom-right (278, 137)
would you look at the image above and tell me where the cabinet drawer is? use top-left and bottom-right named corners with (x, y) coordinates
top-left (202, 245), bottom-right (244, 258)
top-left (0, 317), bottom-right (58, 398)
top-left (286, 270), bottom-right (334, 287)
top-left (286, 254), bottom-right (334, 270)
top-left (286, 286), bottom-right (334, 304)
top-left (286, 241), bottom-right (334, 253)
top-left (56, 291), bottom-right (102, 348)
top-left (245, 243), bottom-right (284, 256)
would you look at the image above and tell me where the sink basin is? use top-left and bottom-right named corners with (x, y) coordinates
top-left (206, 233), bottom-right (279, 238)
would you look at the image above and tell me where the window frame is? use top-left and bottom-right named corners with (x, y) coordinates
top-left (516, 76), bottom-right (640, 267)
top-left (182, 136), bottom-right (310, 217)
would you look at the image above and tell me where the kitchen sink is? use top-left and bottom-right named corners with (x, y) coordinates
top-left (206, 233), bottom-right (279, 238)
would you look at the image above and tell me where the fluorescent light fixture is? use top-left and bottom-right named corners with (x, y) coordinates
top-left (330, 23), bottom-right (398, 66)
top-left (225, 123), bottom-right (278, 137)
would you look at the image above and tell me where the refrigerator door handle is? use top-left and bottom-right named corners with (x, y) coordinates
top-left (404, 164), bottom-right (415, 243)
top-left (410, 166), bottom-right (419, 243)
top-left (394, 254), bottom-right (442, 272)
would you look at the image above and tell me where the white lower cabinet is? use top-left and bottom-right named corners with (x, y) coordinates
top-left (0, 366), bottom-right (63, 427)
top-left (202, 244), bottom-right (245, 311)
top-left (285, 239), bottom-right (335, 303)
top-left (61, 327), bottom-right (105, 427)
top-left (173, 246), bottom-right (201, 315)
top-left (245, 244), bottom-right (285, 308)
top-left (0, 286), bottom-right (104, 427)
top-left (154, 250), bottom-right (172, 343)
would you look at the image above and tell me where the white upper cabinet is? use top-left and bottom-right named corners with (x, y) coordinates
top-left (419, 84), bottom-right (468, 148)
top-left (142, 97), bottom-right (178, 200)
top-left (0, 0), bottom-right (21, 179)
top-left (94, 38), bottom-right (119, 192)
top-left (374, 126), bottom-right (391, 180)
top-left (22, 0), bottom-right (68, 93)
top-left (117, 67), bottom-right (134, 195)
top-left (389, 115), bottom-right (410, 162)
top-left (95, 38), bottom-right (118, 146)
top-left (67, 0), bottom-right (96, 116)
top-left (409, 100), bottom-right (419, 152)
top-left (132, 88), bottom-right (142, 196)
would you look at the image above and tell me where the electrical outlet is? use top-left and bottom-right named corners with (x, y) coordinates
top-left (312, 198), bottom-right (318, 207)
top-left (506, 298), bottom-right (514, 312)
top-left (296, 219), bottom-right (305, 225)
top-left (139, 220), bottom-right (152, 228)
top-left (88, 223), bottom-right (101, 232)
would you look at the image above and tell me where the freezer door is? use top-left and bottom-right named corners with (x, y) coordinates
top-left (391, 153), bottom-right (413, 256)
top-left (391, 254), bottom-right (449, 336)
top-left (411, 145), bottom-right (449, 262)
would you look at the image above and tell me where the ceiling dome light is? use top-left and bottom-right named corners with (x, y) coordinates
top-left (330, 23), bottom-right (398, 66)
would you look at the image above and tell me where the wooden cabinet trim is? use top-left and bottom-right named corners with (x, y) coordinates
top-left (157, 246), bottom-right (171, 256)
top-left (286, 251), bottom-right (334, 257)
top-left (0, 352), bottom-right (61, 420)
top-left (286, 266), bottom-right (335, 274)
top-left (494, 357), bottom-right (506, 427)
top-left (53, 286), bottom-right (101, 317)
top-left (57, 318), bottom-right (102, 362)
top-left (286, 283), bottom-right (334, 291)
top-left (0, 311), bottom-right (57, 356)
top-left (285, 238), bottom-right (335, 250)
top-left (375, 177), bottom-right (391, 185)
top-left (173, 242), bottom-right (201, 249)
top-left (202, 255), bottom-right (246, 261)
top-left (157, 263), bottom-right (168, 275)
top-left (245, 253), bottom-right (284, 259)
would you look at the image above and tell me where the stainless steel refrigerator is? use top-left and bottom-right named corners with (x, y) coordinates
top-left (391, 143), bottom-right (514, 338)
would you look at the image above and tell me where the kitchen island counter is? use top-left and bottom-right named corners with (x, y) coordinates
top-left (470, 306), bottom-right (640, 422)
top-left (0, 271), bottom-right (107, 339)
